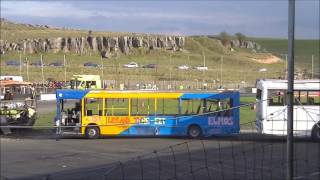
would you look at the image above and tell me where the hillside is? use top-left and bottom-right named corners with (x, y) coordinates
top-left (2, 19), bottom-right (315, 87)
top-left (251, 38), bottom-right (319, 72)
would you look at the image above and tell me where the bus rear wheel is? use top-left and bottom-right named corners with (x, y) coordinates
top-left (85, 126), bottom-right (100, 139)
top-left (188, 125), bottom-right (202, 138)
top-left (311, 124), bottom-right (320, 141)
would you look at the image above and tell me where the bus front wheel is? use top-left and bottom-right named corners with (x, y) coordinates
top-left (188, 125), bottom-right (202, 138)
top-left (85, 126), bottom-right (100, 139)
top-left (311, 123), bottom-right (320, 141)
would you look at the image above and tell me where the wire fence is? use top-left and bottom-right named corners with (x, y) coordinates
top-left (3, 121), bottom-right (318, 180)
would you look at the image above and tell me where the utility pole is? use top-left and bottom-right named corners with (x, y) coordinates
top-left (287, 0), bottom-right (295, 180)
top-left (40, 54), bottom-right (45, 87)
top-left (63, 54), bottom-right (67, 85)
top-left (285, 54), bottom-right (288, 79)
top-left (311, 54), bottom-right (314, 79)
top-left (19, 53), bottom-right (22, 77)
top-left (220, 56), bottom-right (223, 87)
top-left (100, 56), bottom-right (104, 88)
top-left (26, 57), bottom-right (29, 82)
top-left (169, 53), bottom-right (172, 84)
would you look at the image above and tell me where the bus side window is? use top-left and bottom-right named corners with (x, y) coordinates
top-left (268, 90), bottom-right (286, 106)
top-left (84, 98), bottom-right (103, 116)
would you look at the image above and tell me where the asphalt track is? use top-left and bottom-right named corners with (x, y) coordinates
top-left (1, 133), bottom-right (320, 180)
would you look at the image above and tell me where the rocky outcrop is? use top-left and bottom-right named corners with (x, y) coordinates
top-left (0, 36), bottom-right (185, 55)
top-left (230, 39), bottom-right (261, 50)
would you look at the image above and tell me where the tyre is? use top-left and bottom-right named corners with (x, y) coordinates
top-left (188, 125), bottom-right (202, 138)
top-left (311, 123), bottom-right (320, 141)
top-left (85, 126), bottom-right (100, 139)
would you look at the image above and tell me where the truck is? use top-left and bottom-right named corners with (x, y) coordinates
top-left (70, 75), bottom-right (102, 89)
top-left (0, 79), bottom-right (37, 134)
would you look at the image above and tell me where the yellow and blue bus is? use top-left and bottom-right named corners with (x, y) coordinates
top-left (55, 90), bottom-right (240, 138)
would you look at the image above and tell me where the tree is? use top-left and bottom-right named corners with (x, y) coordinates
top-left (235, 32), bottom-right (246, 43)
top-left (219, 31), bottom-right (231, 46)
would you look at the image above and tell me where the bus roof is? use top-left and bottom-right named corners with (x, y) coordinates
top-left (56, 89), bottom-right (239, 100)
top-left (256, 79), bottom-right (320, 90)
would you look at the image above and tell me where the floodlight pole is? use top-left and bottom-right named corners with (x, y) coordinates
top-left (287, 0), bottom-right (295, 180)
top-left (19, 53), bottom-right (22, 77)
top-left (100, 56), bottom-right (104, 88)
top-left (311, 54), bottom-right (314, 79)
top-left (220, 56), bottom-right (223, 87)
top-left (41, 54), bottom-right (45, 85)
top-left (63, 54), bottom-right (67, 86)
top-left (26, 57), bottom-right (29, 82)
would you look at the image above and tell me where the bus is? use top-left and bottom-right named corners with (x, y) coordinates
top-left (55, 90), bottom-right (240, 138)
top-left (255, 79), bottom-right (320, 140)
top-left (70, 75), bottom-right (102, 89)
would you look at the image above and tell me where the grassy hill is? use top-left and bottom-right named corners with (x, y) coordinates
top-left (251, 38), bottom-right (319, 73)
top-left (0, 18), bottom-right (133, 42)
top-left (1, 19), bottom-right (317, 87)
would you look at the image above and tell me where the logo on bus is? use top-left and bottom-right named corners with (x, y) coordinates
top-left (107, 117), bottom-right (130, 124)
top-left (208, 117), bottom-right (233, 126)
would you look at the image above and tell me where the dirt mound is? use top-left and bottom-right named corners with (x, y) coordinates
top-left (250, 55), bottom-right (282, 64)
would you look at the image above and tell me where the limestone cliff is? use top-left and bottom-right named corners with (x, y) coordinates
top-left (0, 36), bottom-right (185, 56)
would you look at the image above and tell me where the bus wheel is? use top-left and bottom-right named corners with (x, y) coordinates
top-left (311, 124), bottom-right (320, 141)
top-left (188, 125), bottom-right (202, 138)
top-left (86, 126), bottom-right (100, 139)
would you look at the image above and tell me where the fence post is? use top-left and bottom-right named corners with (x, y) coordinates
top-left (119, 161), bottom-right (125, 180)
top-left (201, 140), bottom-right (211, 179)
top-left (186, 142), bottom-right (195, 180)
top-left (154, 150), bottom-right (161, 180)
top-left (137, 156), bottom-right (144, 180)
top-left (169, 146), bottom-right (177, 179)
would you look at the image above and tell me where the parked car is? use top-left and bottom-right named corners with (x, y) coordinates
top-left (178, 65), bottom-right (190, 70)
top-left (6, 60), bottom-right (20, 66)
top-left (49, 62), bottom-right (64, 67)
top-left (195, 66), bottom-right (208, 71)
top-left (142, 64), bottom-right (156, 68)
top-left (84, 62), bottom-right (100, 68)
top-left (123, 62), bottom-right (138, 68)
top-left (30, 61), bottom-right (44, 67)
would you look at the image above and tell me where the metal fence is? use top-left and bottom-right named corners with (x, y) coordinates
top-left (2, 121), bottom-right (318, 180)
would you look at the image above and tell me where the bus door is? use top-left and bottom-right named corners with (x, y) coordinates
top-left (104, 98), bottom-right (130, 135)
top-left (130, 98), bottom-right (156, 135)
top-left (58, 99), bottom-right (83, 134)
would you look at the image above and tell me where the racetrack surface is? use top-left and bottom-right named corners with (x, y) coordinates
top-left (1, 133), bottom-right (319, 180)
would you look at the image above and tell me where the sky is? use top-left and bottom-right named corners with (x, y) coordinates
top-left (1, 0), bottom-right (319, 39)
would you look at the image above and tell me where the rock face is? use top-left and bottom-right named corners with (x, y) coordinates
top-left (229, 39), bottom-right (261, 50)
top-left (0, 35), bottom-right (185, 55)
